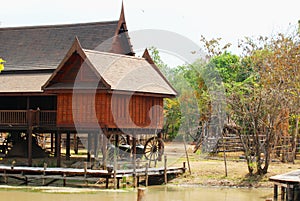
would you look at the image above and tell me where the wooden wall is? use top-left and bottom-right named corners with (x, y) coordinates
top-left (57, 93), bottom-right (163, 130)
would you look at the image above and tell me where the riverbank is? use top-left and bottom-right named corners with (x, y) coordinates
top-left (1, 141), bottom-right (298, 189)
top-left (167, 147), bottom-right (300, 188)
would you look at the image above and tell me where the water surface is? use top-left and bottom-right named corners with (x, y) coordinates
top-left (0, 185), bottom-right (273, 201)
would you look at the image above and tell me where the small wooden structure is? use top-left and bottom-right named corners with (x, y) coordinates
top-left (0, 4), bottom-right (177, 168)
top-left (0, 162), bottom-right (185, 188)
top-left (270, 170), bottom-right (300, 201)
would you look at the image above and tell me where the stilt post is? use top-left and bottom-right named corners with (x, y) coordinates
top-left (55, 131), bottom-right (61, 167)
top-left (27, 109), bottom-right (33, 167)
top-left (273, 184), bottom-right (278, 200)
top-left (66, 132), bottom-right (71, 160)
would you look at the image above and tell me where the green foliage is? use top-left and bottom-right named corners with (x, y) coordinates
top-left (163, 98), bottom-right (181, 140)
top-left (150, 27), bottom-right (300, 176)
top-left (210, 52), bottom-right (240, 83)
top-left (0, 58), bottom-right (5, 72)
top-left (149, 47), bottom-right (181, 139)
top-left (149, 47), bottom-right (201, 140)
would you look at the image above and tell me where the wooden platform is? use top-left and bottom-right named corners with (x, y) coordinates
top-left (0, 164), bottom-right (186, 188)
top-left (269, 170), bottom-right (300, 201)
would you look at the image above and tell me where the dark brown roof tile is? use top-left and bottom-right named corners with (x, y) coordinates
top-left (0, 21), bottom-right (129, 71)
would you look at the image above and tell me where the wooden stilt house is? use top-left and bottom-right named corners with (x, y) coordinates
top-left (0, 4), bottom-right (177, 167)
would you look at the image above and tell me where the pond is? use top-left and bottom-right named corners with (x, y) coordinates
top-left (0, 185), bottom-right (273, 201)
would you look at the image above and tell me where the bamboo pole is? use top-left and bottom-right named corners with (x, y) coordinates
top-left (183, 134), bottom-right (191, 174)
top-left (164, 155), bottom-right (167, 184)
top-left (222, 138), bottom-right (228, 177)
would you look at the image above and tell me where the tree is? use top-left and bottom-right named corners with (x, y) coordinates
top-left (148, 47), bottom-right (182, 140)
top-left (198, 30), bottom-right (300, 175)
top-left (228, 29), bottom-right (300, 174)
top-left (149, 47), bottom-right (202, 141)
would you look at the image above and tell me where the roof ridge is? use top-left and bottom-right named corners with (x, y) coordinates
top-left (84, 49), bottom-right (145, 61)
top-left (0, 20), bottom-right (119, 31)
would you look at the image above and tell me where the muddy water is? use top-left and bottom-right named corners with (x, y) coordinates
top-left (0, 185), bottom-right (273, 201)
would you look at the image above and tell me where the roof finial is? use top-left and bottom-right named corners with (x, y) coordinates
top-left (142, 49), bottom-right (155, 64)
top-left (120, 0), bottom-right (126, 22)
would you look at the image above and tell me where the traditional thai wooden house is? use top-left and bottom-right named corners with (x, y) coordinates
top-left (0, 5), bottom-right (177, 167)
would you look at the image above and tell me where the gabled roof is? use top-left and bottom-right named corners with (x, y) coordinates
top-left (0, 4), bottom-right (134, 71)
top-left (43, 39), bottom-right (177, 97)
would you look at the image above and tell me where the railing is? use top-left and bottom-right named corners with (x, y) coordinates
top-left (0, 110), bottom-right (56, 127)
top-left (38, 110), bottom-right (57, 126)
top-left (0, 110), bottom-right (27, 125)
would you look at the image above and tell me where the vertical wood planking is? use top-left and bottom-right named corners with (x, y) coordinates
top-left (57, 92), bottom-right (164, 129)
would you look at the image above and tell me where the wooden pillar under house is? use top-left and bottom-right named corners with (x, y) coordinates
top-left (50, 133), bottom-right (54, 153)
top-left (132, 133), bottom-right (137, 156)
top-left (87, 133), bottom-right (92, 162)
top-left (66, 132), bottom-right (71, 160)
top-left (94, 132), bottom-right (98, 158)
top-left (55, 131), bottom-right (61, 167)
top-left (74, 133), bottom-right (79, 154)
top-left (27, 109), bottom-right (33, 167)
top-left (101, 132), bottom-right (108, 169)
top-left (132, 131), bottom-right (137, 188)
top-left (126, 135), bottom-right (131, 146)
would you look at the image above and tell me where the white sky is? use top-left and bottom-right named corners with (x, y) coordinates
top-left (1, 0), bottom-right (299, 66)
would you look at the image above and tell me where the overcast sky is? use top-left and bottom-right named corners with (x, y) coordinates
top-left (1, 0), bottom-right (299, 65)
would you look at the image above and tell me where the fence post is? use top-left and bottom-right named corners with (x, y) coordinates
top-left (137, 188), bottom-right (146, 201)
top-left (145, 162), bottom-right (149, 187)
top-left (42, 162), bottom-right (47, 185)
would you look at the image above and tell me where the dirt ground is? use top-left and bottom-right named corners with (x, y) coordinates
top-left (165, 142), bottom-right (300, 188)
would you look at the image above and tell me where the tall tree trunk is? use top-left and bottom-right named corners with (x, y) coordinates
top-left (292, 117), bottom-right (299, 163)
top-left (246, 156), bottom-right (254, 175)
